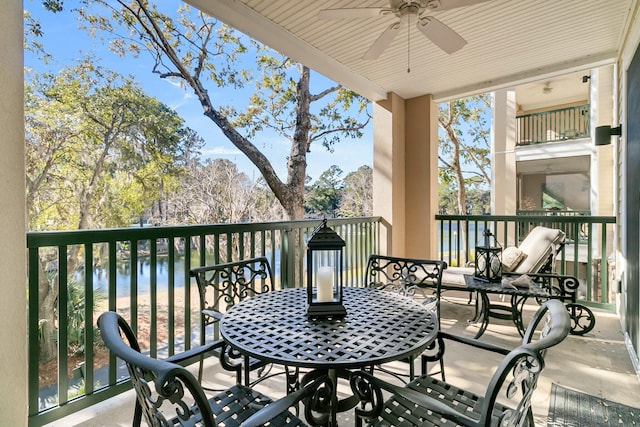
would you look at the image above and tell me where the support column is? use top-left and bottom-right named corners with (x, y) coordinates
top-left (405, 95), bottom-right (438, 258)
top-left (592, 65), bottom-right (615, 217)
top-left (0, 0), bottom-right (28, 424)
top-left (373, 93), bottom-right (405, 255)
top-left (492, 89), bottom-right (517, 215)
top-left (373, 93), bottom-right (439, 258)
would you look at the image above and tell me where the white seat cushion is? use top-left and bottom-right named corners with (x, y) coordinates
top-left (513, 226), bottom-right (565, 274)
top-left (441, 267), bottom-right (474, 288)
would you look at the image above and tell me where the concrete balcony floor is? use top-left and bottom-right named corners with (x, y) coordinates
top-left (46, 292), bottom-right (639, 426)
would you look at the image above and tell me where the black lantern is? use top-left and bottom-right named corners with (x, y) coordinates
top-left (474, 229), bottom-right (502, 283)
top-left (306, 219), bottom-right (347, 317)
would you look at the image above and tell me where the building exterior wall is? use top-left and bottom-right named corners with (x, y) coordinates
top-left (618, 0), bottom-right (640, 377)
top-left (592, 65), bottom-right (616, 217)
top-left (0, 0), bottom-right (28, 424)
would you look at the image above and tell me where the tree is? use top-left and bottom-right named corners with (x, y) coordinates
top-left (26, 58), bottom-right (194, 230)
top-left (25, 59), bottom-right (195, 361)
top-left (438, 94), bottom-right (492, 215)
top-left (74, 0), bottom-right (371, 221)
top-left (306, 165), bottom-right (344, 217)
top-left (169, 158), bottom-right (260, 225)
top-left (438, 95), bottom-right (491, 264)
top-left (339, 165), bottom-right (372, 217)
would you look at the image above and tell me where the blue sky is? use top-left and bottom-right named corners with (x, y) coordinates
top-left (24, 0), bottom-right (373, 182)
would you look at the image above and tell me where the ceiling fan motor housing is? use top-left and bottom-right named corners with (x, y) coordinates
top-left (392, 0), bottom-right (434, 17)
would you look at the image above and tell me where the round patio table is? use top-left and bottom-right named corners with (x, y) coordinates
top-left (220, 286), bottom-right (438, 426)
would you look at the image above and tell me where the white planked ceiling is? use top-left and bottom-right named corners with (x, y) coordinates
top-left (186, 0), bottom-right (635, 102)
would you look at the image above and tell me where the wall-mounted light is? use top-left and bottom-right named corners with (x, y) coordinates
top-left (582, 75), bottom-right (591, 83)
top-left (595, 125), bottom-right (622, 146)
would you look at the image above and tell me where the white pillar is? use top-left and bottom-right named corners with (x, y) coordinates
top-left (0, 1), bottom-right (28, 424)
top-left (492, 89), bottom-right (517, 215)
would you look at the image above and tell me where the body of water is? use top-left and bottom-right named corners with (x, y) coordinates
top-left (90, 252), bottom-right (282, 297)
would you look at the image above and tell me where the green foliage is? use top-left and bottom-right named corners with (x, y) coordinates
top-left (304, 165), bottom-right (372, 218)
top-left (37, 272), bottom-right (105, 356)
top-left (72, 0), bottom-right (371, 220)
top-left (42, 0), bottom-right (64, 13)
top-left (305, 165), bottom-right (344, 217)
top-left (438, 94), bottom-right (492, 214)
top-left (25, 58), bottom-right (196, 230)
top-left (338, 166), bottom-right (373, 217)
top-left (65, 277), bottom-right (105, 355)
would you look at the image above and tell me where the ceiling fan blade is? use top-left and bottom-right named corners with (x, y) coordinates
top-left (318, 8), bottom-right (390, 19)
top-left (362, 22), bottom-right (402, 60)
top-left (416, 16), bottom-right (466, 54)
top-left (425, 0), bottom-right (491, 11)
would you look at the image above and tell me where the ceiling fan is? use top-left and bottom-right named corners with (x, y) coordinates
top-left (318, 0), bottom-right (490, 60)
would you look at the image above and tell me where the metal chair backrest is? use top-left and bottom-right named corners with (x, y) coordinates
top-left (97, 311), bottom-right (217, 427)
top-left (191, 257), bottom-right (274, 342)
top-left (365, 254), bottom-right (447, 318)
top-left (480, 299), bottom-right (571, 426)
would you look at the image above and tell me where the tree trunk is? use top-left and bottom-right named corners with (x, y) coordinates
top-left (38, 259), bottom-right (57, 362)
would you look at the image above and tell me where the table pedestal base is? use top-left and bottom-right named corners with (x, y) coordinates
top-left (300, 369), bottom-right (359, 427)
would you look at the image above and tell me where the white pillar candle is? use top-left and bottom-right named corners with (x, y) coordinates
top-left (316, 266), bottom-right (334, 302)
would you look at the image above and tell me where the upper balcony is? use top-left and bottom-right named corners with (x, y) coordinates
top-left (516, 103), bottom-right (590, 146)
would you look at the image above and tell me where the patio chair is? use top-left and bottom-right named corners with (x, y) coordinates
top-left (190, 257), bottom-right (291, 388)
top-left (441, 226), bottom-right (594, 334)
top-left (350, 298), bottom-right (571, 427)
top-left (441, 225), bottom-right (567, 290)
top-left (364, 254), bottom-right (447, 379)
top-left (97, 311), bottom-right (313, 427)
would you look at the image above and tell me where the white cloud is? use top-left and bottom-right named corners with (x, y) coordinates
top-left (201, 146), bottom-right (243, 156)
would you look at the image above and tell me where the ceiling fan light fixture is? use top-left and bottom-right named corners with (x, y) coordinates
top-left (319, 0), bottom-right (487, 59)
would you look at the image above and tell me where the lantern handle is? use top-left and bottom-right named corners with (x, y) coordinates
top-left (483, 229), bottom-right (502, 249)
top-left (311, 218), bottom-right (328, 236)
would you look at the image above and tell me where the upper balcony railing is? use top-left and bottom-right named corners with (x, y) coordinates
top-left (516, 104), bottom-right (590, 146)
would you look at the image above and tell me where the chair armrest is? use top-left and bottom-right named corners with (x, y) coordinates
top-left (439, 331), bottom-right (510, 356)
top-left (202, 309), bottom-right (223, 322)
top-left (502, 272), bottom-right (579, 301)
top-left (351, 371), bottom-right (479, 427)
top-left (164, 340), bottom-right (224, 365)
top-left (239, 377), bottom-right (324, 427)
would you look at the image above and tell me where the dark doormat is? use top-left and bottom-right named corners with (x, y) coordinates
top-left (548, 383), bottom-right (639, 426)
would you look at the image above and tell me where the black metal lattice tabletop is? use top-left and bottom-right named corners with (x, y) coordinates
top-left (220, 287), bottom-right (438, 370)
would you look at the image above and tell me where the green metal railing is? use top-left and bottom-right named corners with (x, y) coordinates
top-left (437, 214), bottom-right (616, 308)
top-left (27, 217), bottom-right (385, 427)
top-left (516, 210), bottom-right (592, 242)
top-left (516, 104), bottom-right (590, 145)
top-left (27, 213), bottom-right (615, 425)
